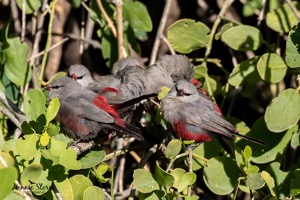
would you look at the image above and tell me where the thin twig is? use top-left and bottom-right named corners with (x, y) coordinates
top-left (28, 38), bottom-right (69, 62)
top-left (161, 35), bottom-right (175, 55)
top-left (39, 0), bottom-right (58, 84)
top-left (69, 140), bottom-right (96, 155)
top-left (80, 6), bottom-right (85, 54)
top-left (114, 0), bottom-right (126, 58)
top-left (286, 0), bottom-right (300, 21)
top-left (21, 0), bottom-right (26, 42)
top-left (1, 108), bottom-right (22, 130)
top-left (10, 0), bottom-right (22, 34)
top-left (95, 0), bottom-right (117, 37)
top-left (81, 1), bottom-right (104, 28)
top-left (257, 0), bottom-right (267, 25)
top-left (150, 0), bottom-right (172, 65)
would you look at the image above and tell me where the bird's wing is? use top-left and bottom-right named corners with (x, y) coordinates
top-left (182, 103), bottom-right (236, 139)
top-left (64, 97), bottom-right (115, 124)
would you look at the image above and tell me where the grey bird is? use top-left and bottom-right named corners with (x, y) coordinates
top-left (44, 77), bottom-right (144, 142)
top-left (161, 80), bottom-right (266, 146)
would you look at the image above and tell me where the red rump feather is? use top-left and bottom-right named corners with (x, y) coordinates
top-left (92, 95), bottom-right (126, 128)
top-left (100, 87), bottom-right (120, 94)
top-left (173, 120), bottom-right (211, 142)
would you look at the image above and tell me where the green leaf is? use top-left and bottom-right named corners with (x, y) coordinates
top-left (0, 167), bottom-right (18, 200)
top-left (0, 152), bottom-right (15, 168)
top-left (24, 89), bottom-right (47, 121)
top-left (291, 132), bottom-right (300, 148)
top-left (123, 1), bottom-right (152, 32)
top-left (165, 139), bottom-right (182, 159)
top-left (154, 162), bottom-right (174, 187)
top-left (3, 37), bottom-right (31, 86)
top-left (54, 179), bottom-right (73, 200)
top-left (192, 139), bottom-right (222, 171)
top-left (30, 169), bottom-right (51, 195)
top-left (101, 31), bottom-right (118, 67)
top-left (245, 165), bottom-right (260, 175)
top-left (15, 0), bottom-right (41, 14)
top-left (138, 190), bottom-right (165, 200)
top-left (184, 196), bottom-right (199, 200)
top-left (245, 173), bottom-right (265, 190)
top-left (79, 146), bottom-right (106, 169)
top-left (290, 169), bottom-right (300, 196)
top-left (20, 163), bottom-right (43, 186)
top-left (50, 138), bottom-right (81, 170)
top-left (221, 25), bottom-right (263, 51)
top-left (194, 65), bottom-right (208, 79)
top-left (228, 56), bottom-right (260, 86)
top-left (237, 117), bottom-right (295, 164)
top-left (158, 86), bottom-right (171, 100)
top-left (243, 0), bottom-right (262, 17)
top-left (83, 186), bottom-right (105, 200)
top-left (265, 89), bottom-right (300, 132)
top-left (95, 164), bottom-right (109, 183)
top-left (170, 168), bottom-right (186, 190)
top-left (285, 22), bottom-right (300, 68)
top-left (257, 53), bottom-right (287, 83)
top-left (266, 1), bottom-right (300, 33)
top-left (133, 169), bottom-right (159, 193)
top-left (215, 23), bottom-right (234, 40)
top-left (167, 19), bottom-right (210, 53)
top-left (203, 156), bottom-right (240, 195)
top-left (265, 162), bottom-right (290, 199)
top-left (177, 172), bottom-right (197, 193)
top-left (261, 171), bottom-right (276, 196)
top-left (16, 134), bottom-right (39, 160)
top-left (243, 146), bottom-right (252, 163)
top-left (69, 175), bottom-right (93, 200)
top-left (46, 97), bottom-right (60, 126)
top-left (40, 132), bottom-right (50, 147)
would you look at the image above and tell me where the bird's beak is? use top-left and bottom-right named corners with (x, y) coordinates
top-left (43, 84), bottom-right (51, 91)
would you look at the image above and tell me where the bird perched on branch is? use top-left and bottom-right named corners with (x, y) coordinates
top-left (44, 77), bottom-right (144, 143)
top-left (161, 80), bottom-right (266, 147)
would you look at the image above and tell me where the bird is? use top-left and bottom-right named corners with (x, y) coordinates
top-left (160, 80), bottom-right (267, 147)
top-left (44, 77), bottom-right (144, 143)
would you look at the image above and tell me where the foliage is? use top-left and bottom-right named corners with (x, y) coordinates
top-left (0, 0), bottom-right (300, 199)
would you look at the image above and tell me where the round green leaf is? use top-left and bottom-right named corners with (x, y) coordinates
top-left (54, 179), bottom-right (73, 200)
top-left (15, 0), bottom-right (41, 14)
top-left (79, 146), bottom-right (106, 169)
top-left (177, 172), bottom-right (197, 193)
top-left (46, 97), bottom-right (60, 125)
top-left (170, 168), bottom-right (186, 190)
top-left (221, 25), bottom-right (263, 51)
top-left (24, 89), bottom-right (47, 121)
top-left (158, 86), bottom-right (171, 101)
top-left (30, 169), bottom-right (51, 195)
top-left (285, 22), bottom-right (300, 68)
top-left (243, 145), bottom-right (252, 162)
top-left (266, 2), bottom-right (300, 33)
top-left (245, 165), bottom-right (260, 175)
top-left (123, 1), bottom-right (152, 32)
top-left (138, 190), bottom-right (165, 200)
top-left (203, 156), bottom-right (240, 195)
top-left (228, 56), bottom-right (260, 86)
top-left (0, 167), bottom-right (18, 200)
top-left (154, 162), bottom-right (174, 187)
top-left (69, 175), bottom-right (93, 200)
top-left (165, 139), bottom-right (182, 159)
top-left (16, 134), bottom-right (39, 160)
top-left (237, 117), bottom-right (295, 164)
top-left (3, 37), bottom-right (31, 86)
top-left (257, 53), bottom-right (287, 83)
top-left (265, 89), bottom-right (300, 132)
top-left (194, 65), bottom-right (208, 79)
top-left (246, 173), bottom-right (265, 190)
top-left (83, 186), bottom-right (104, 200)
top-left (20, 163), bottom-right (43, 186)
top-left (167, 19), bottom-right (210, 53)
top-left (133, 169), bottom-right (159, 193)
top-left (40, 132), bottom-right (50, 147)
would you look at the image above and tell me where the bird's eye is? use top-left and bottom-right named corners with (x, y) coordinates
top-left (184, 93), bottom-right (191, 96)
top-left (77, 75), bottom-right (84, 80)
top-left (52, 85), bottom-right (63, 89)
